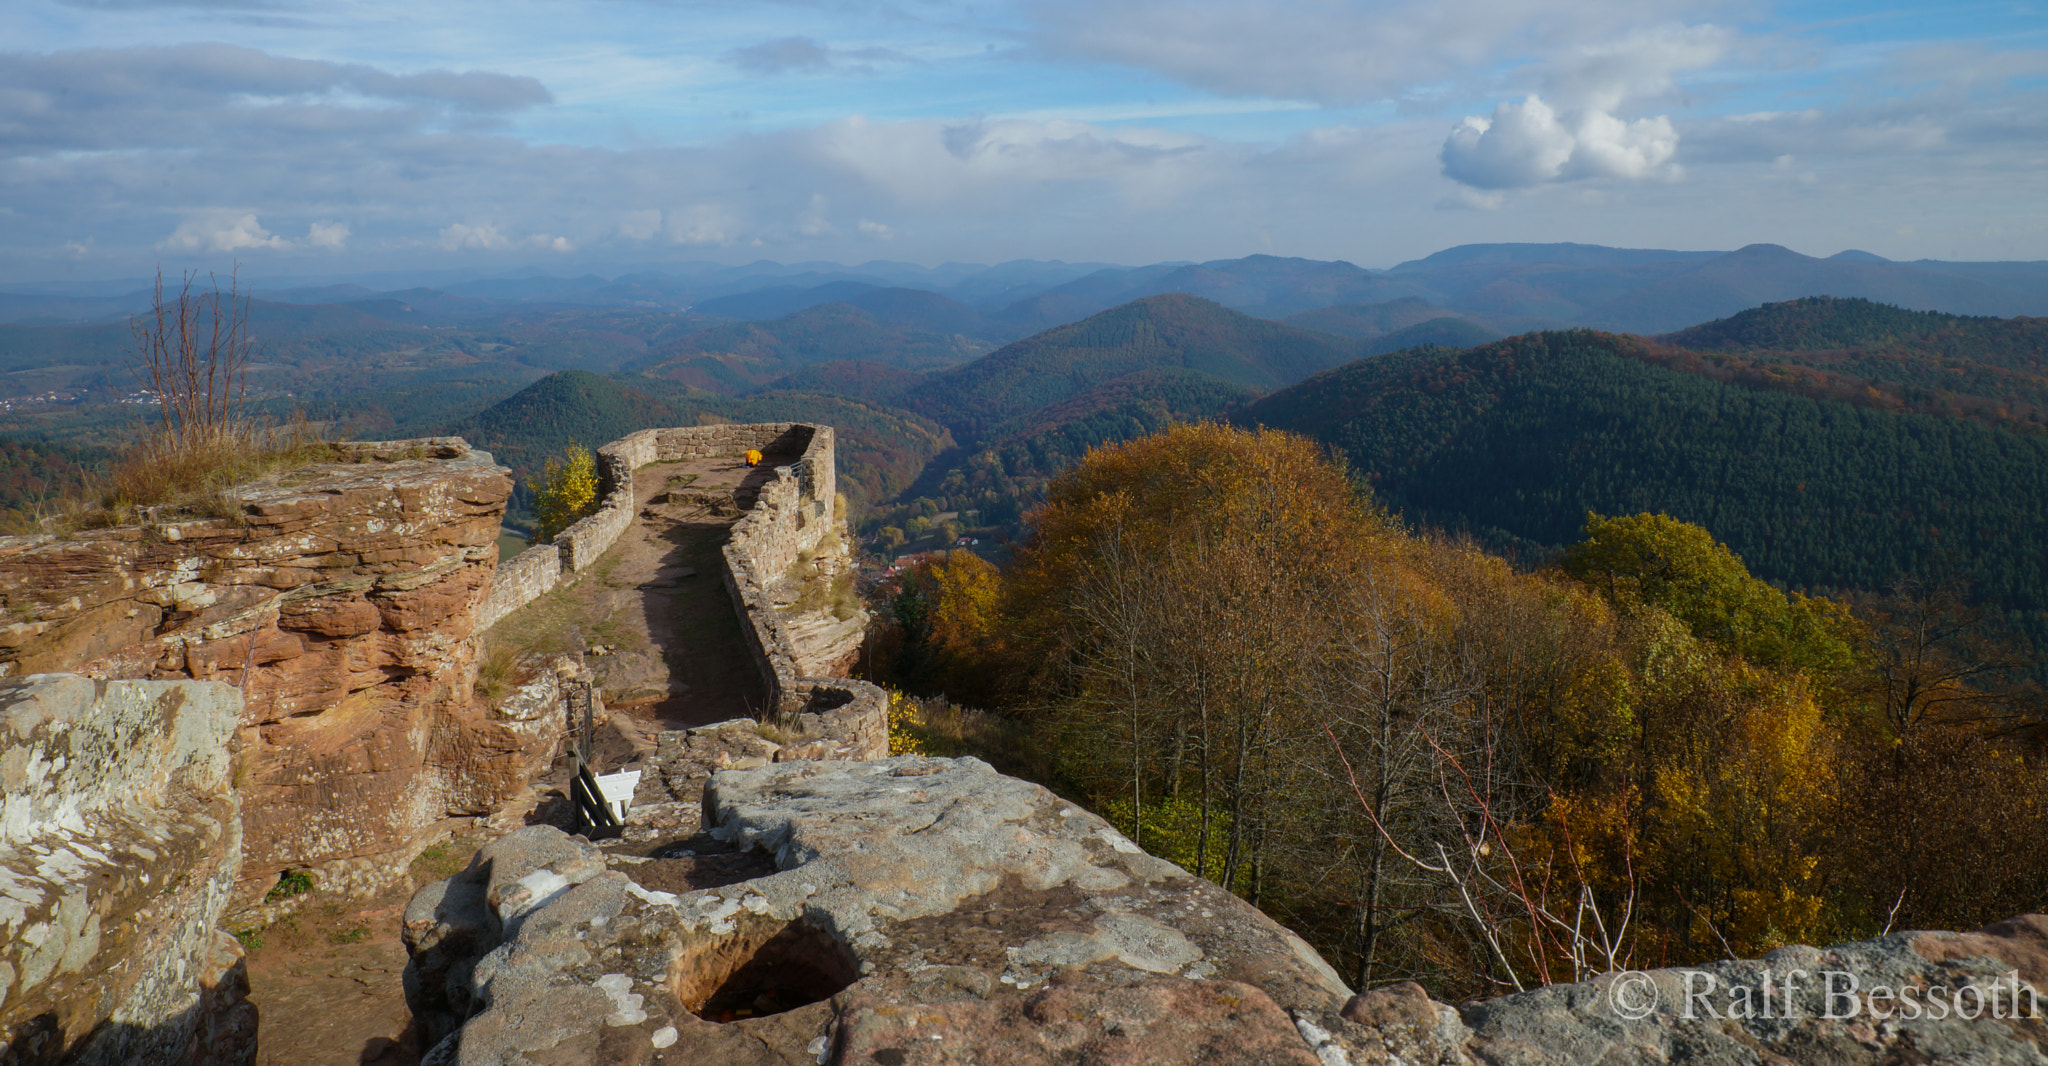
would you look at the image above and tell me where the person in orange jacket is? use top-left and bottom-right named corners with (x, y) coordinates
top-left (744, 448), bottom-right (763, 467)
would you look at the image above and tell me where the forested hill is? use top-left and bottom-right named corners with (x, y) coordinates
top-left (1653, 297), bottom-right (2048, 433)
top-left (1244, 330), bottom-right (2048, 617)
top-left (1662, 295), bottom-right (1989, 352)
top-left (899, 293), bottom-right (1362, 443)
top-left (454, 369), bottom-right (677, 480)
top-left (456, 369), bottom-right (953, 520)
top-left (632, 302), bottom-right (992, 395)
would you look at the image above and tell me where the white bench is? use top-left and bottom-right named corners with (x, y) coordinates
top-left (593, 769), bottom-right (642, 823)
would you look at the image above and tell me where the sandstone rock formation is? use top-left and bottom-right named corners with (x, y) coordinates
top-left (0, 440), bottom-right (557, 910)
top-left (406, 752), bottom-right (2048, 1066)
top-left (404, 755), bottom-right (1360, 1065)
top-left (1, 674), bottom-right (255, 1065)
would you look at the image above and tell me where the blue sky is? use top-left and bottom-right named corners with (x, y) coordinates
top-left (1, 0), bottom-right (2043, 281)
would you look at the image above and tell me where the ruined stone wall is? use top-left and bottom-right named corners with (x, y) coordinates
top-left (478, 422), bottom-right (864, 717)
top-left (1, 675), bottom-right (255, 1065)
top-left (0, 440), bottom-right (558, 911)
top-left (476, 423), bottom-right (826, 630)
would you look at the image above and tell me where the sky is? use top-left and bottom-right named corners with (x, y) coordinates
top-left (1, 0), bottom-right (2045, 282)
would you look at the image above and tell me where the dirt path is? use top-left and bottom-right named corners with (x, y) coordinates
top-left (240, 838), bottom-right (480, 1065)
top-left (241, 456), bottom-right (803, 1061)
top-left (486, 454), bottom-right (790, 736)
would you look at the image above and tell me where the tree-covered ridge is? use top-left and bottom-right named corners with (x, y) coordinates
top-left (638, 301), bottom-right (993, 392)
top-left (1360, 316), bottom-right (1500, 355)
top-left (1663, 295), bottom-right (1981, 352)
top-left (459, 369), bottom-right (955, 524)
top-left (1650, 298), bottom-right (2048, 433)
top-left (0, 435), bottom-right (105, 529)
top-left (900, 293), bottom-right (1362, 443)
top-left (762, 360), bottom-right (927, 403)
top-left (1244, 330), bottom-right (2048, 617)
top-left (455, 369), bottom-right (679, 483)
top-left (875, 423), bottom-right (2048, 999)
top-left (895, 367), bottom-right (1262, 539)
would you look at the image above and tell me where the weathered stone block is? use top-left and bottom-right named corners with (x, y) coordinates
top-left (0, 674), bottom-right (254, 1066)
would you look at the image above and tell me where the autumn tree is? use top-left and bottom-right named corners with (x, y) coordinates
top-left (531, 441), bottom-right (599, 542)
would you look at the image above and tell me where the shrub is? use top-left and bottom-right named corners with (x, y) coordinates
top-left (111, 268), bottom-right (340, 513)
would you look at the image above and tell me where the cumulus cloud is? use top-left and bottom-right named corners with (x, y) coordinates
top-left (305, 220), bottom-right (349, 249)
top-left (437, 223), bottom-right (510, 251)
top-left (1441, 95), bottom-right (1679, 188)
top-left (160, 211), bottom-right (292, 251)
top-left (1437, 24), bottom-right (1720, 190)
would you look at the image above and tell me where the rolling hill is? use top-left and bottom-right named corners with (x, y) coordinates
top-left (459, 369), bottom-right (954, 520)
top-left (1654, 297), bottom-right (2048, 434)
top-left (763, 360), bottom-right (927, 403)
top-left (635, 302), bottom-right (993, 394)
top-left (899, 293), bottom-right (1363, 443)
top-left (1245, 330), bottom-right (2048, 620)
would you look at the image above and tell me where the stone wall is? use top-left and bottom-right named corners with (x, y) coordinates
top-left (0, 439), bottom-right (558, 911)
top-left (478, 422), bottom-right (864, 716)
top-left (1, 674), bottom-right (255, 1066)
top-left (477, 423), bottom-right (823, 630)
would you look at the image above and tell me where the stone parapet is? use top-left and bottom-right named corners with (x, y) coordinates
top-left (481, 422), bottom-right (871, 718)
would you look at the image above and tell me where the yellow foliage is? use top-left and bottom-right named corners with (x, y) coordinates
top-left (530, 442), bottom-right (598, 543)
top-left (927, 551), bottom-right (1003, 653)
top-left (886, 690), bottom-right (928, 756)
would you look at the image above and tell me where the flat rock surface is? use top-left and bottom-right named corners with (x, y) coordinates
top-left (406, 756), bottom-right (1353, 1066)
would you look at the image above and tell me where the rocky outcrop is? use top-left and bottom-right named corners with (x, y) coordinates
top-left (0, 440), bottom-right (557, 910)
top-left (1, 674), bottom-right (255, 1066)
top-left (403, 755), bottom-right (1354, 1065)
top-left (1444, 916), bottom-right (2048, 1065)
top-left (405, 751), bottom-right (2048, 1066)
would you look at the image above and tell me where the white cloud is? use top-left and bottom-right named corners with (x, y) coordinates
top-left (1441, 96), bottom-right (1681, 189)
top-left (305, 220), bottom-right (350, 250)
top-left (1540, 24), bottom-right (1730, 113)
top-left (796, 193), bottom-right (833, 237)
top-left (664, 204), bottom-right (741, 247)
top-left (437, 222), bottom-right (510, 251)
top-left (857, 219), bottom-right (893, 240)
top-left (810, 115), bottom-right (1214, 207)
top-left (1437, 23), bottom-right (1718, 191)
top-left (159, 211), bottom-right (291, 251)
top-left (617, 210), bottom-right (662, 241)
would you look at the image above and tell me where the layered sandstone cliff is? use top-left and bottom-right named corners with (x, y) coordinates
top-left (0, 440), bottom-right (557, 909)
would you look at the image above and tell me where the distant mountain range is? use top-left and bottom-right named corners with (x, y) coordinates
top-left (7, 245), bottom-right (2048, 648)
top-left (8, 244), bottom-right (2045, 342)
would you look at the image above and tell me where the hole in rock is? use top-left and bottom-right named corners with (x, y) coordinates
top-left (672, 919), bottom-right (858, 1023)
